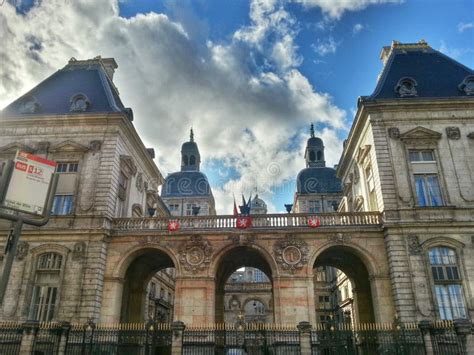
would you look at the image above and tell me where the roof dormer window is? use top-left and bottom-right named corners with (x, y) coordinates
top-left (395, 77), bottom-right (418, 97)
top-left (19, 96), bottom-right (40, 113)
top-left (458, 75), bottom-right (474, 95)
top-left (70, 93), bottom-right (91, 112)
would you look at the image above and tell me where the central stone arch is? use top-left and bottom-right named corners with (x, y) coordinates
top-left (212, 245), bottom-right (276, 323)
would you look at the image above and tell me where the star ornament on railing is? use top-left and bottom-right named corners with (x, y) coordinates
top-left (307, 216), bottom-right (321, 228)
top-left (236, 216), bottom-right (252, 229)
top-left (167, 220), bottom-right (180, 232)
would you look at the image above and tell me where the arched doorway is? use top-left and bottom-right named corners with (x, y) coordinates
top-left (215, 246), bottom-right (274, 323)
top-left (121, 248), bottom-right (176, 322)
top-left (313, 245), bottom-right (375, 324)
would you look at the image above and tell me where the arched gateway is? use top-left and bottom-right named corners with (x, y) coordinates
top-left (101, 221), bottom-right (393, 325)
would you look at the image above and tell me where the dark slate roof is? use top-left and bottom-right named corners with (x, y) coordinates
top-left (297, 167), bottom-right (342, 194)
top-left (161, 171), bottom-right (213, 198)
top-left (1, 58), bottom-right (128, 117)
top-left (369, 42), bottom-right (474, 100)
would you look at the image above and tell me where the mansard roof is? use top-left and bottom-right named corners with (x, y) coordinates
top-left (1, 57), bottom-right (130, 118)
top-left (161, 171), bottom-right (213, 198)
top-left (369, 41), bottom-right (474, 100)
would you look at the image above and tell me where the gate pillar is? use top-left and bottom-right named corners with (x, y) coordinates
top-left (173, 276), bottom-right (215, 324)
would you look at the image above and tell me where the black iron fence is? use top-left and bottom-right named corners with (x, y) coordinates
top-left (182, 323), bottom-right (300, 355)
top-left (311, 322), bottom-right (426, 355)
top-left (0, 320), bottom-right (470, 354)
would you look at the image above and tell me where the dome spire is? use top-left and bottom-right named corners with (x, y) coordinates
top-left (190, 127), bottom-right (194, 142)
top-left (310, 123), bottom-right (315, 138)
top-left (181, 128), bottom-right (200, 171)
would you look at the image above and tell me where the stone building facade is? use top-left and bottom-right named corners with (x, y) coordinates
top-left (0, 41), bottom-right (472, 328)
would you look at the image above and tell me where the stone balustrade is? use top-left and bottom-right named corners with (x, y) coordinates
top-left (112, 212), bottom-right (381, 231)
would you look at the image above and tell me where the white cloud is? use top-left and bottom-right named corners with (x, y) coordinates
top-left (352, 23), bottom-right (364, 34)
top-left (439, 40), bottom-right (474, 60)
top-left (457, 22), bottom-right (474, 33)
top-left (295, 0), bottom-right (402, 19)
top-left (312, 37), bottom-right (340, 56)
top-left (0, 0), bottom-right (346, 213)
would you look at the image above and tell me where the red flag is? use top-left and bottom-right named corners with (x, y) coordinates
top-left (308, 216), bottom-right (321, 228)
top-left (233, 194), bottom-right (238, 216)
top-left (236, 216), bottom-right (252, 229)
top-left (168, 220), bottom-right (180, 232)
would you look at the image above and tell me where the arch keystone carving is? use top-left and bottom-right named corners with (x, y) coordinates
top-left (327, 233), bottom-right (352, 244)
top-left (179, 236), bottom-right (213, 273)
top-left (273, 235), bottom-right (309, 273)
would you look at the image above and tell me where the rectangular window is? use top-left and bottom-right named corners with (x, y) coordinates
top-left (31, 286), bottom-right (58, 321)
top-left (186, 203), bottom-right (197, 216)
top-left (52, 195), bottom-right (73, 215)
top-left (56, 162), bottom-right (78, 173)
top-left (414, 174), bottom-right (443, 206)
top-left (435, 285), bottom-right (467, 320)
top-left (308, 200), bottom-right (321, 213)
top-left (409, 150), bottom-right (435, 162)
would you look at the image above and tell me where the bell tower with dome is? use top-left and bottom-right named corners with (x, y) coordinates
top-left (293, 124), bottom-right (342, 213)
top-left (161, 129), bottom-right (216, 216)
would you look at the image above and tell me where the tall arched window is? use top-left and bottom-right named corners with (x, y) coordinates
top-left (309, 151), bottom-right (316, 162)
top-left (189, 155), bottom-right (196, 165)
top-left (30, 252), bottom-right (63, 321)
top-left (182, 155), bottom-right (188, 166)
top-left (429, 247), bottom-right (467, 320)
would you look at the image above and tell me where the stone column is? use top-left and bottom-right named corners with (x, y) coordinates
top-left (418, 320), bottom-right (434, 355)
top-left (273, 276), bottom-right (315, 324)
top-left (19, 321), bottom-right (39, 354)
top-left (173, 276), bottom-right (215, 324)
top-left (171, 320), bottom-right (186, 355)
top-left (369, 275), bottom-right (395, 322)
top-left (297, 321), bottom-right (312, 355)
top-left (57, 321), bottom-right (71, 355)
top-left (100, 276), bottom-right (124, 322)
top-left (453, 318), bottom-right (473, 354)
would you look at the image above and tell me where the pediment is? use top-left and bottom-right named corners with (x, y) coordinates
top-left (49, 141), bottom-right (89, 153)
top-left (400, 127), bottom-right (442, 142)
top-left (0, 142), bottom-right (35, 154)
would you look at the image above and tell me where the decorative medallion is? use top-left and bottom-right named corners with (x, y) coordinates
top-left (388, 127), bottom-right (400, 139)
top-left (274, 235), bottom-right (309, 273)
top-left (179, 236), bottom-right (213, 273)
top-left (327, 233), bottom-right (351, 244)
top-left (446, 127), bottom-right (461, 140)
top-left (15, 241), bottom-right (29, 260)
top-left (407, 235), bottom-right (421, 255)
top-left (72, 241), bottom-right (86, 261)
top-left (89, 140), bottom-right (102, 152)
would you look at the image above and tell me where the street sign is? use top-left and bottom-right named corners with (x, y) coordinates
top-left (2, 151), bottom-right (56, 216)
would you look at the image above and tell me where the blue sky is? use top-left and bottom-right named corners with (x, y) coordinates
top-left (1, 0), bottom-right (474, 213)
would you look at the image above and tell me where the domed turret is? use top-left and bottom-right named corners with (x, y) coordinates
top-left (305, 124), bottom-right (325, 168)
top-left (161, 129), bottom-right (216, 216)
top-left (293, 124), bottom-right (342, 213)
top-left (250, 194), bottom-right (267, 215)
top-left (181, 128), bottom-right (201, 171)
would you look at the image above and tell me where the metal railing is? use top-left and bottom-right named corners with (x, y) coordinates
top-left (113, 212), bottom-right (382, 232)
top-left (0, 322), bottom-right (22, 355)
top-left (311, 322), bottom-right (426, 355)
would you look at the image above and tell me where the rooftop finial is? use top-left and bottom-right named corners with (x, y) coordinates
top-left (310, 123), bottom-right (315, 138)
top-left (190, 128), bottom-right (194, 142)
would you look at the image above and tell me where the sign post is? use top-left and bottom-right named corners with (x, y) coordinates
top-left (0, 151), bottom-right (58, 304)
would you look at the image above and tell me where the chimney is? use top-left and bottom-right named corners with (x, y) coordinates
top-left (98, 57), bottom-right (118, 81)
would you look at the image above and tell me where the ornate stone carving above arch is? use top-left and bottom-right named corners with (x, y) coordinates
top-left (273, 235), bottom-right (309, 274)
top-left (179, 236), bottom-right (213, 274)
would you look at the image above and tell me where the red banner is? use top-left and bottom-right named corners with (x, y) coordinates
top-left (308, 216), bottom-right (321, 228)
top-left (236, 216), bottom-right (252, 229)
top-left (168, 220), bottom-right (180, 232)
